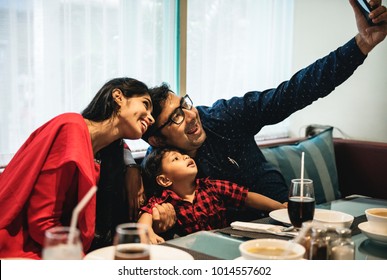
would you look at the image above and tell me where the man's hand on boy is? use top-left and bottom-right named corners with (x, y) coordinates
top-left (152, 203), bottom-right (177, 233)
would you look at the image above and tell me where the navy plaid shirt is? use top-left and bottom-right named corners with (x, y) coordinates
top-left (141, 178), bottom-right (248, 236)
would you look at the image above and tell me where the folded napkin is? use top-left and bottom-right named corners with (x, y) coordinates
top-left (230, 221), bottom-right (298, 237)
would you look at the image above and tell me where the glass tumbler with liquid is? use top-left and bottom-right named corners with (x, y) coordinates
top-left (42, 226), bottom-right (83, 260)
top-left (288, 179), bottom-right (315, 228)
top-left (114, 223), bottom-right (151, 260)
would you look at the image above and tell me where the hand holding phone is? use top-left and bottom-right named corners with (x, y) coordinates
top-left (355, 0), bottom-right (377, 26)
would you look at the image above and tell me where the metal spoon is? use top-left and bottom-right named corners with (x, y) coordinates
top-left (281, 225), bottom-right (295, 232)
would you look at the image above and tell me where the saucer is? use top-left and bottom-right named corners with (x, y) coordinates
top-left (358, 222), bottom-right (387, 244)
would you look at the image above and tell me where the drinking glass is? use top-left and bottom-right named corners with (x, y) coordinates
top-left (287, 179), bottom-right (315, 228)
top-left (42, 226), bottom-right (83, 260)
top-left (113, 223), bottom-right (150, 260)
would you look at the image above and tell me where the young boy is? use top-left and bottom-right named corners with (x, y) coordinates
top-left (138, 147), bottom-right (287, 244)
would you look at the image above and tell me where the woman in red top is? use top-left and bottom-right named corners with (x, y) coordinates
top-left (0, 77), bottom-right (154, 259)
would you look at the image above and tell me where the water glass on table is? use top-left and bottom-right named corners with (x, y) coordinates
top-left (42, 226), bottom-right (83, 260)
top-left (287, 179), bottom-right (315, 228)
top-left (114, 223), bottom-right (151, 260)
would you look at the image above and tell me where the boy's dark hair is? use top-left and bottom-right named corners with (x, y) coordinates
top-left (142, 147), bottom-right (181, 198)
top-left (141, 83), bottom-right (173, 142)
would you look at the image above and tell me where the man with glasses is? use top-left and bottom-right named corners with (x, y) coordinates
top-left (142, 1), bottom-right (387, 223)
top-left (154, 95), bottom-right (194, 133)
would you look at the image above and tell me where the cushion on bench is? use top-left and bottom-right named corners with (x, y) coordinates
top-left (261, 127), bottom-right (341, 204)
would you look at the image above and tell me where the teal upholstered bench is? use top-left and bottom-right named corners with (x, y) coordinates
top-left (258, 128), bottom-right (387, 203)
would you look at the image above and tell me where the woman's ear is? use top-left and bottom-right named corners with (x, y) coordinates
top-left (156, 175), bottom-right (172, 188)
top-left (148, 135), bottom-right (166, 148)
top-left (112, 88), bottom-right (124, 106)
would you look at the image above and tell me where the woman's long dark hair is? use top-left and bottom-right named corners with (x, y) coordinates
top-left (82, 77), bottom-right (149, 121)
top-left (82, 77), bottom-right (149, 251)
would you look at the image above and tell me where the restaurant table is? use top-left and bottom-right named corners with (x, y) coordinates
top-left (165, 196), bottom-right (387, 260)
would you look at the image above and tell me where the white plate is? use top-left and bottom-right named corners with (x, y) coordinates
top-left (269, 209), bottom-right (292, 225)
top-left (84, 244), bottom-right (194, 260)
top-left (269, 208), bottom-right (350, 226)
top-left (358, 222), bottom-right (387, 244)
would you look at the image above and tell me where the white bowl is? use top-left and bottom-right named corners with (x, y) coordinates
top-left (313, 210), bottom-right (354, 228)
top-left (365, 208), bottom-right (387, 231)
top-left (239, 238), bottom-right (305, 260)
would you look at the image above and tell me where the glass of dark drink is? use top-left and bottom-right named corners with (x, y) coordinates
top-left (287, 179), bottom-right (315, 228)
top-left (113, 223), bottom-right (150, 260)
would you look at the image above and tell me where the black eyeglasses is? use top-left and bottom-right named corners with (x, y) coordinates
top-left (155, 95), bottom-right (193, 133)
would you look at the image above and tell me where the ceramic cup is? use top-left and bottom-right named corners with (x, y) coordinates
top-left (365, 208), bottom-right (387, 232)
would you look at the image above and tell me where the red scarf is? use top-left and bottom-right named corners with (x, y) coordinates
top-left (0, 113), bottom-right (99, 259)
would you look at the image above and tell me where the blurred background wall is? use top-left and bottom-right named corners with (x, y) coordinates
top-left (289, 0), bottom-right (387, 142)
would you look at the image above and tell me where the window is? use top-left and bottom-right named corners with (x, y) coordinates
top-left (0, 0), bottom-right (177, 157)
top-left (0, 0), bottom-right (294, 162)
top-left (186, 0), bottom-right (294, 140)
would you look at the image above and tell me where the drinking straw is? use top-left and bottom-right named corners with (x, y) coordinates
top-left (300, 152), bottom-right (305, 200)
top-left (68, 186), bottom-right (97, 244)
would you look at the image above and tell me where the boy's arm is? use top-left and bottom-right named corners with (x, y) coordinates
top-left (138, 212), bottom-right (165, 244)
top-left (245, 192), bottom-right (287, 212)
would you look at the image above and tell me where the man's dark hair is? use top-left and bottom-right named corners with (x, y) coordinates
top-left (142, 83), bottom-right (173, 142)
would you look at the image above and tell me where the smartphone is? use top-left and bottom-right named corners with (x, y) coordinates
top-left (355, 0), bottom-right (376, 26)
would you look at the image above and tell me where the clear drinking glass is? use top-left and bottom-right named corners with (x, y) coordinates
top-left (42, 226), bottom-right (83, 260)
top-left (287, 179), bottom-right (315, 228)
top-left (113, 223), bottom-right (151, 260)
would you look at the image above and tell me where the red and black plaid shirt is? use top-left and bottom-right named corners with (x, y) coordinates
top-left (141, 177), bottom-right (248, 237)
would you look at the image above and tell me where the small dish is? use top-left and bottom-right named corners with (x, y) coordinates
top-left (313, 210), bottom-right (354, 228)
top-left (358, 221), bottom-right (387, 244)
